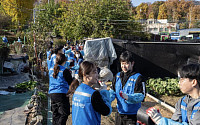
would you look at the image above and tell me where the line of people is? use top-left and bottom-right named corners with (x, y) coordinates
top-left (46, 43), bottom-right (200, 125)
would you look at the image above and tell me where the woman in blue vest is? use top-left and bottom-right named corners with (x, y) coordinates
top-left (67, 61), bottom-right (112, 125)
top-left (147, 63), bottom-right (200, 125)
top-left (73, 50), bottom-right (83, 79)
top-left (47, 46), bottom-right (54, 70)
top-left (49, 46), bottom-right (64, 69)
top-left (49, 53), bottom-right (73, 125)
top-left (109, 51), bottom-right (145, 125)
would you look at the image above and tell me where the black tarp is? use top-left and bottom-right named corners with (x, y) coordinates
top-left (110, 40), bottom-right (200, 78)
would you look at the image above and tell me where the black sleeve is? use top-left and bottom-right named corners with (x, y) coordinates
top-left (63, 69), bottom-right (73, 85)
top-left (134, 75), bottom-right (145, 94)
top-left (111, 75), bottom-right (117, 91)
top-left (91, 91), bottom-right (110, 116)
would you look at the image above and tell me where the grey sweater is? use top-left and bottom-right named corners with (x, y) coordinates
top-left (171, 95), bottom-right (200, 125)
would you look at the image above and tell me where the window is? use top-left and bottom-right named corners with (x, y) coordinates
top-left (165, 28), bottom-right (168, 32)
top-left (160, 28), bottom-right (163, 32)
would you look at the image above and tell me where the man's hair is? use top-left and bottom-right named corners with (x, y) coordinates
top-left (119, 51), bottom-right (135, 63)
top-left (178, 63), bottom-right (200, 86)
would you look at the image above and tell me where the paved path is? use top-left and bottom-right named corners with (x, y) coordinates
top-left (0, 106), bottom-right (27, 125)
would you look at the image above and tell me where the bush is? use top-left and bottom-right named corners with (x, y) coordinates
top-left (9, 42), bottom-right (22, 54)
top-left (146, 77), bottom-right (182, 96)
top-left (15, 81), bottom-right (37, 91)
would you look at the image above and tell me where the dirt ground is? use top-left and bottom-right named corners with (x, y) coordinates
top-left (66, 95), bottom-right (182, 125)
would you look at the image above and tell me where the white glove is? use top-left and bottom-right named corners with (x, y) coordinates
top-left (119, 91), bottom-right (128, 100)
top-left (146, 107), bottom-right (162, 124)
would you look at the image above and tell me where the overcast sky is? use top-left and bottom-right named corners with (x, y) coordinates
top-left (131, 0), bottom-right (200, 6)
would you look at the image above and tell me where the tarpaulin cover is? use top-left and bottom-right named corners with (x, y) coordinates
top-left (83, 37), bottom-right (117, 68)
top-left (0, 91), bottom-right (32, 115)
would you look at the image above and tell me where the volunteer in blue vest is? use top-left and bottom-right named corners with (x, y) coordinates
top-left (49, 46), bottom-right (63, 69)
top-left (46, 44), bottom-right (53, 70)
top-left (147, 63), bottom-right (200, 125)
top-left (67, 61), bottom-right (112, 125)
top-left (109, 51), bottom-right (145, 125)
top-left (72, 50), bottom-right (83, 79)
top-left (49, 53), bottom-right (73, 125)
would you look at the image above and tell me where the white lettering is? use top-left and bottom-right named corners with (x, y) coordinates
top-left (72, 101), bottom-right (85, 108)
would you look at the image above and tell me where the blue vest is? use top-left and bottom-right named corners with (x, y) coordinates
top-left (72, 83), bottom-right (101, 125)
top-left (47, 51), bottom-right (51, 59)
top-left (74, 58), bottom-right (83, 74)
top-left (115, 72), bottom-right (141, 114)
top-left (181, 96), bottom-right (200, 123)
top-left (49, 54), bottom-right (56, 69)
top-left (48, 65), bottom-right (69, 94)
top-left (47, 51), bottom-right (51, 70)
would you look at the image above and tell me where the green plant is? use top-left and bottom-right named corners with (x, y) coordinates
top-left (38, 91), bottom-right (47, 100)
top-left (15, 81), bottom-right (37, 91)
top-left (146, 77), bottom-right (182, 96)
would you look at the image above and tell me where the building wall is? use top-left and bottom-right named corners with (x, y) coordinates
top-left (144, 19), bottom-right (179, 34)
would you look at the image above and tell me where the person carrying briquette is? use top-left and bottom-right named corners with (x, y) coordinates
top-left (48, 53), bottom-right (73, 125)
top-left (109, 51), bottom-right (145, 125)
top-left (67, 61), bottom-right (112, 125)
top-left (146, 63), bottom-right (200, 125)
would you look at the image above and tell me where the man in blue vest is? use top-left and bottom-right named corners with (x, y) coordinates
top-left (147, 63), bottom-right (200, 125)
top-left (110, 51), bottom-right (145, 125)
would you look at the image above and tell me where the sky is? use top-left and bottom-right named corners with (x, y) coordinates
top-left (131, 0), bottom-right (166, 6)
top-left (131, 0), bottom-right (200, 6)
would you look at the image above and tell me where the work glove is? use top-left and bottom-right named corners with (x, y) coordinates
top-left (146, 107), bottom-right (162, 124)
top-left (119, 91), bottom-right (128, 100)
top-left (125, 93), bottom-right (144, 104)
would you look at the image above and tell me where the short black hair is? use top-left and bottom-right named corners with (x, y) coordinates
top-left (55, 45), bottom-right (63, 54)
top-left (119, 51), bottom-right (134, 63)
top-left (178, 63), bottom-right (200, 86)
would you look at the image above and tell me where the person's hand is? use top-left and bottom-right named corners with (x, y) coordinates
top-left (119, 91), bottom-right (128, 100)
top-left (146, 107), bottom-right (162, 124)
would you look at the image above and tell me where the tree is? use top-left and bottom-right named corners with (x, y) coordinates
top-left (135, 3), bottom-right (149, 20)
top-left (0, 0), bottom-right (34, 28)
top-left (157, 4), bottom-right (168, 19)
top-left (150, 1), bottom-right (165, 19)
top-left (31, 1), bottom-right (60, 41)
top-left (188, 5), bottom-right (200, 28)
top-left (0, 3), bottom-right (12, 29)
top-left (56, 0), bottom-right (144, 40)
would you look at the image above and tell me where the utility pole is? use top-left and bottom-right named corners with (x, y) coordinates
top-left (189, 7), bottom-right (192, 29)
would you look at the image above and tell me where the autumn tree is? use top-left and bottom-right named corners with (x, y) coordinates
top-left (0, 3), bottom-right (12, 29)
top-left (188, 5), bottom-right (200, 28)
top-left (135, 3), bottom-right (149, 20)
top-left (157, 4), bottom-right (168, 19)
top-left (149, 1), bottom-right (165, 19)
top-left (0, 0), bottom-right (34, 29)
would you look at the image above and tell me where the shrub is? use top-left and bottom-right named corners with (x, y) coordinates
top-left (15, 81), bottom-right (37, 91)
top-left (146, 77), bottom-right (182, 96)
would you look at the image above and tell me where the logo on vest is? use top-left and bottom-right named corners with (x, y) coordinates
top-left (72, 97), bottom-right (85, 108)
